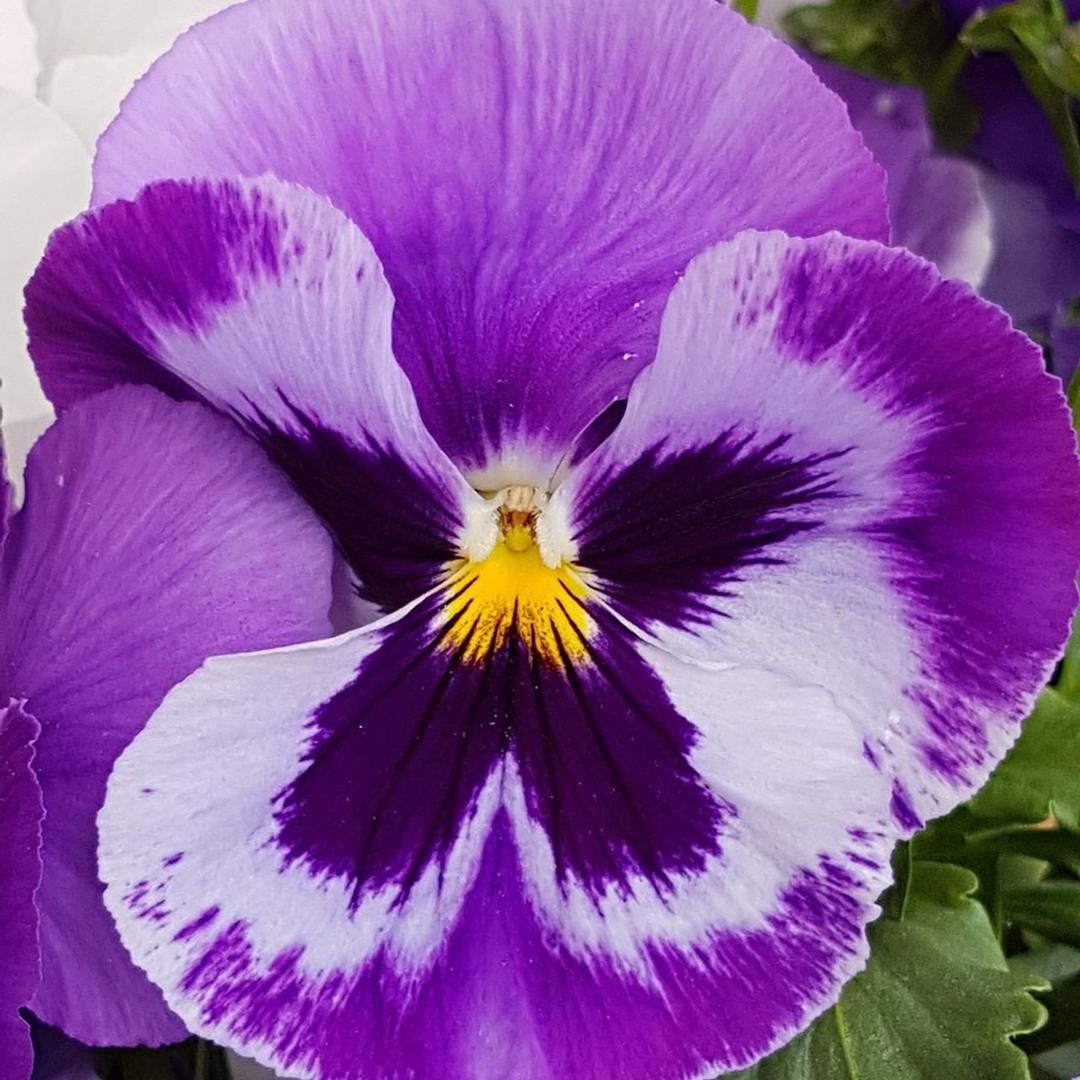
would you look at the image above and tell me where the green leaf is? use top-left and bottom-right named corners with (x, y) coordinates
top-left (1068, 361), bottom-right (1080, 426)
top-left (1012, 945), bottom-right (1080, 1053)
top-left (724, 862), bottom-right (1046, 1079)
top-left (968, 688), bottom-right (1080, 832)
top-left (93, 1038), bottom-right (232, 1080)
top-left (1006, 881), bottom-right (1080, 948)
top-left (961, 0), bottom-right (1080, 95)
top-left (959, 0), bottom-right (1080, 194)
top-left (916, 811), bottom-right (1080, 879)
top-left (732, 0), bottom-right (759, 19)
top-left (782, 0), bottom-right (948, 86)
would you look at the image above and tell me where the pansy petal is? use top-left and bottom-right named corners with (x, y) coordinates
top-left (100, 561), bottom-right (895, 1079)
top-left (977, 171), bottom-right (1080, 384)
top-left (91, 0), bottom-right (887, 482)
top-left (26, 176), bottom-right (479, 610)
top-left (553, 230), bottom-right (1080, 828)
top-left (0, 0), bottom-right (38, 97)
top-left (1, 700), bottom-right (43, 1080)
top-left (0, 385), bottom-right (333, 1045)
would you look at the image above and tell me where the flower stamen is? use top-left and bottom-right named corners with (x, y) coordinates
top-left (443, 485), bottom-right (590, 667)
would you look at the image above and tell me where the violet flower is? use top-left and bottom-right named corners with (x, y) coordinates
top-left (0, 387), bottom-right (333, 1064)
top-left (801, 60), bottom-right (992, 287)
top-left (939, 0), bottom-right (1080, 228)
top-left (939, 0), bottom-right (1080, 379)
top-left (19, 0), bottom-right (1080, 1077)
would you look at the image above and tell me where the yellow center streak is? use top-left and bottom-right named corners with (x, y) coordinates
top-left (441, 541), bottom-right (591, 668)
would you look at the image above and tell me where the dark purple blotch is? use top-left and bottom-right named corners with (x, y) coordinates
top-left (249, 400), bottom-right (461, 611)
top-left (573, 434), bottom-right (844, 630)
top-left (272, 595), bottom-right (731, 903)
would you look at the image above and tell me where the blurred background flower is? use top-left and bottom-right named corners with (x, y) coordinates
top-left (760, 0), bottom-right (1080, 382)
top-left (0, 0), bottom-right (231, 490)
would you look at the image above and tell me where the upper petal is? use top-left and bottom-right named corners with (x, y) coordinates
top-left (0, 385), bottom-right (333, 1045)
top-left (90, 0), bottom-right (888, 481)
top-left (553, 229), bottom-right (1080, 827)
top-left (26, 176), bottom-right (481, 610)
top-left (0, 700), bottom-right (43, 1080)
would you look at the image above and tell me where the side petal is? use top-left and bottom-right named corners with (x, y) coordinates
top-left (553, 230), bottom-right (1080, 827)
top-left (99, 582), bottom-right (893, 1079)
top-left (26, 176), bottom-right (481, 610)
top-left (90, 0), bottom-right (887, 483)
top-left (0, 385), bottom-right (334, 1046)
top-left (1, 701), bottom-right (43, 1080)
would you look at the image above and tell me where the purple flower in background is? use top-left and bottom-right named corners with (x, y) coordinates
top-left (937, 0), bottom-right (1080, 379)
top-left (0, 387), bottom-right (332, 1064)
top-left (28, 1021), bottom-right (100, 1080)
top-left (19, 0), bottom-right (1080, 1077)
top-left (803, 60), bottom-right (991, 286)
top-left (939, 0), bottom-right (1080, 227)
top-left (0, 699), bottom-right (42, 1080)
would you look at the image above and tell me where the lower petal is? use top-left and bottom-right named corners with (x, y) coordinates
top-left (100, 575), bottom-right (893, 1078)
top-left (0, 700), bottom-right (43, 1080)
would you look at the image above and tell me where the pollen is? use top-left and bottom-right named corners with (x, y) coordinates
top-left (441, 487), bottom-right (591, 668)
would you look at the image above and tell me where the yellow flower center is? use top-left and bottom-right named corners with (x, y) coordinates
top-left (442, 487), bottom-right (590, 668)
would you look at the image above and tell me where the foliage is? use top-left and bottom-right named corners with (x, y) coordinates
top-left (782, 0), bottom-right (1080, 185)
top-left (724, 862), bottom-right (1046, 1079)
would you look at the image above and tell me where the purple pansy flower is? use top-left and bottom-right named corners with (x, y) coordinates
top-left (19, 0), bottom-right (1080, 1077)
top-left (937, 0), bottom-right (1080, 379)
top-left (0, 386), bottom-right (333, 1060)
top-left (802, 60), bottom-right (991, 286)
top-left (979, 171), bottom-right (1080, 381)
top-left (939, 0), bottom-right (1080, 228)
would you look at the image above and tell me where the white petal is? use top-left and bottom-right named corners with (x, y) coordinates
top-left (0, 414), bottom-right (50, 506)
top-left (45, 50), bottom-right (160, 148)
top-left (0, 91), bottom-right (88, 427)
top-left (28, 0), bottom-right (237, 76)
top-left (0, 0), bottom-right (38, 96)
